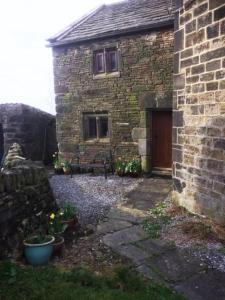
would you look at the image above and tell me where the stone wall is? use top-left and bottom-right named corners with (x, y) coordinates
top-left (173, 0), bottom-right (225, 223)
top-left (52, 28), bottom-right (174, 170)
top-left (0, 103), bottom-right (57, 164)
top-left (0, 164), bottom-right (57, 256)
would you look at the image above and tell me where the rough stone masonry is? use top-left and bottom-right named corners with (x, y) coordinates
top-left (173, 0), bottom-right (225, 224)
top-left (52, 29), bottom-right (174, 170)
top-left (0, 103), bottom-right (57, 164)
top-left (0, 144), bottom-right (57, 256)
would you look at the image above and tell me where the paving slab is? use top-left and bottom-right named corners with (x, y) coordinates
top-left (116, 244), bottom-right (150, 263)
top-left (146, 249), bottom-right (207, 283)
top-left (107, 208), bottom-right (145, 224)
top-left (135, 264), bottom-right (167, 285)
top-left (97, 219), bottom-right (132, 234)
top-left (175, 270), bottom-right (225, 300)
top-left (135, 238), bottom-right (176, 256)
top-left (103, 225), bottom-right (148, 249)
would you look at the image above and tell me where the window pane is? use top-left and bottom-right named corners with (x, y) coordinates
top-left (94, 52), bottom-right (104, 73)
top-left (99, 117), bottom-right (108, 138)
top-left (108, 51), bottom-right (118, 71)
top-left (88, 118), bottom-right (97, 138)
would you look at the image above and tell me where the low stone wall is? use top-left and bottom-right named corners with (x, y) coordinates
top-left (0, 103), bottom-right (57, 164)
top-left (0, 164), bottom-right (57, 256)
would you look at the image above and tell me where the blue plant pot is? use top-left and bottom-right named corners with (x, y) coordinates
top-left (24, 236), bottom-right (55, 266)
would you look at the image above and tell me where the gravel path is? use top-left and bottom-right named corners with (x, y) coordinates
top-left (50, 174), bottom-right (142, 226)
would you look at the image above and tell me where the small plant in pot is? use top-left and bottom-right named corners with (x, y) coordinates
top-left (125, 159), bottom-right (141, 177)
top-left (53, 153), bottom-right (63, 174)
top-left (62, 160), bottom-right (72, 175)
top-left (23, 232), bottom-right (55, 266)
top-left (115, 159), bottom-right (127, 177)
top-left (48, 212), bottom-right (68, 256)
top-left (60, 202), bottom-right (78, 227)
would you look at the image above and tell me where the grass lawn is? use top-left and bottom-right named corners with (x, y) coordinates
top-left (0, 261), bottom-right (184, 300)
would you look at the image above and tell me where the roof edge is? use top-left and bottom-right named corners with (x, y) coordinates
top-left (47, 19), bottom-right (174, 48)
top-left (47, 4), bottom-right (105, 43)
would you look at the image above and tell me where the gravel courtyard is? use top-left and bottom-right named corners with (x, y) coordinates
top-left (50, 174), bottom-right (142, 226)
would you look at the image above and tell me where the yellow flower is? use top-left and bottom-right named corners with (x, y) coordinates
top-left (59, 212), bottom-right (64, 216)
top-left (50, 213), bottom-right (55, 220)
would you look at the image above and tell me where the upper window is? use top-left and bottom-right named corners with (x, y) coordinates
top-left (83, 113), bottom-right (109, 140)
top-left (93, 48), bottom-right (118, 75)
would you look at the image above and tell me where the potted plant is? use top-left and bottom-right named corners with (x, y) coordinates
top-left (60, 202), bottom-right (78, 227)
top-left (62, 160), bottom-right (72, 175)
top-left (125, 159), bottom-right (141, 177)
top-left (24, 234), bottom-right (55, 266)
top-left (115, 159), bottom-right (127, 177)
top-left (53, 153), bottom-right (63, 174)
top-left (48, 212), bottom-right (68, 256)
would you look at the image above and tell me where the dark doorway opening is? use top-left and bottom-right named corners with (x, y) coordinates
top-left (0, 124), bottom-right (4, 163)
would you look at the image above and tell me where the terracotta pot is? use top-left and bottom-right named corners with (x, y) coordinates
top-left (54, 167), bottom-right (64, 175)
top-left (129, 172), bottom-right (139, 178)
top-left (116, 170), bottom-right (126, 177)
top-left (62, 217), bottom-right (78, 227)
top-left (52, 236), bottom-right (64, 256)
top-left (63, 168), bottom-right (71, 175)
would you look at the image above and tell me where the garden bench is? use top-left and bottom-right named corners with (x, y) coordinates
top-left (70, 150), bottom-right (114, 179)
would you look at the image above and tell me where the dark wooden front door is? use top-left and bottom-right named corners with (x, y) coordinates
top-left (152, 111), bottom-right (172, 168)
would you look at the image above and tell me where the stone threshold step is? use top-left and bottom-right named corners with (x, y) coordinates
top-left (152, 168), bottom-right (172, 177)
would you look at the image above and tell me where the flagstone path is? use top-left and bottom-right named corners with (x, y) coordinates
top-left (96, 178), bottom-right (225, 300)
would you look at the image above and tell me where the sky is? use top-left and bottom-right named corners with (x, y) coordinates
top-left (0, 0), bottom-right (121, 114)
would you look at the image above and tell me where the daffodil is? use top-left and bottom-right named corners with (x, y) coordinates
top-left (50, 213), bottom-right (55, 220)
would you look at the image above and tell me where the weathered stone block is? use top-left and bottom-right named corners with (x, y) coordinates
top-left (214, 5), bottom-right (225, 21)
top-left (174, 74), bottom-right (185, 89)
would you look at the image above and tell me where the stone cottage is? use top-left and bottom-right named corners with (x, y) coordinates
top-left (173, 0), bottom-right (225, 224)
top-left (48, 0), bottom-right (174, 173)
top-left (49, 0), bottom-right (225, 223)
top-left (0, 103), bottom-right (57, 164)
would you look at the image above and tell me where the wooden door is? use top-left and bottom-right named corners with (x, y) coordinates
top-left (152, 111), bottom-right (172, 168)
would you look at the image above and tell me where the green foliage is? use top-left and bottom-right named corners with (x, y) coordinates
top-left (115, 160), bottom-right (127, 175)
top-left (48, 213), bottom-right (68, 236)
top-left (61, 202), bottom-right (77, 220)
top-left (142, 202), bottom-right (171, 239)
top-left (52, 152), bottom-right (63, 169)
top-left (115, 158), bottom-right (141, 176)
top-left (125, 159), bottom-right (141, 175)
top-left (62, 160), bottom-right (71, 170)
top-left (0, 261), bottom-right (185, 300)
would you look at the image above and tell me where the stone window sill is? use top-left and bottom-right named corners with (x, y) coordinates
top-left (93, 71), bottom-right (120, 80)
top-left (83, 138), bottom-right (110, 144)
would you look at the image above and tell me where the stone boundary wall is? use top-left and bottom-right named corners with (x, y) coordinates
top-left (0, 103), bottom-right (57, 164)
top-left (0, 165), bottom-right (57, 256)
top-left (173, 0), bottom-right (225, 223)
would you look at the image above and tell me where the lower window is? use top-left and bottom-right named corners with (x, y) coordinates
top-left (83, 113), bottom-right (109, 139)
